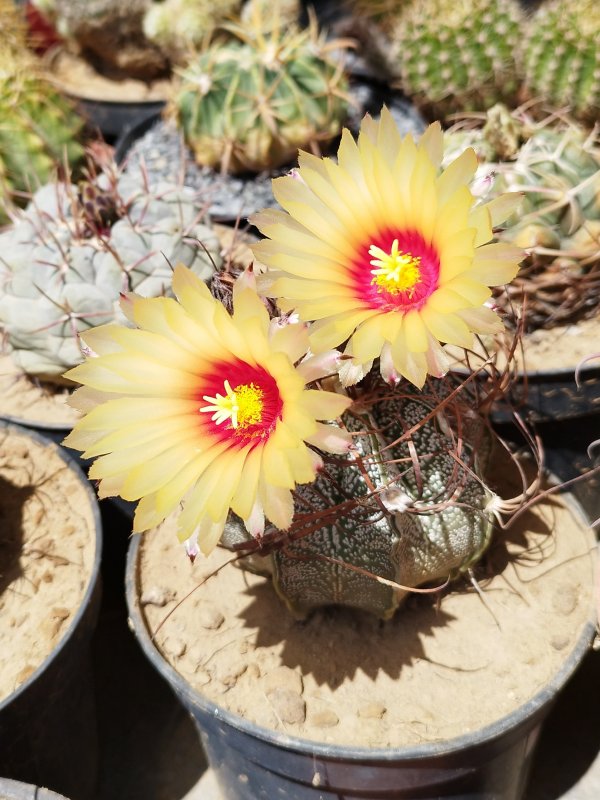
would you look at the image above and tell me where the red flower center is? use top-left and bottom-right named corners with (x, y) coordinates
top-left (351, 229), bottom-right (440, 312)
top-left (198, 359), bottom-right (283, 446)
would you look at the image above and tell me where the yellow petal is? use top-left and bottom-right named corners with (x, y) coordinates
top-left (437, 148), bottom-right (478, 204)
top-left (419, 121), bottom-right (444, 168)
top-left (390, 325), bottom-right (428, 388)
top-left (259, 479), bottom-right (294, 530)
top-left (305, 422), bottom-right (352, 455)
top-left (420, 306), bottom-right (474, 348)
top-left (445, 276), bottom-right (492, 306)
top-left (481, 192), bottom-right (523, 227)
top-left (471, 242), bottom-right (523, 285)
top-left (302, 388), bottom-right (353, 420)
top-left (230, 446), bottom-right (263, 520)
top-left (349, 315), bottom-right (385, 362)
top-left (309, 309), bottom-right (377, 350)
top-left (403, 309), bottom-right (429, 353)
top-left (456, 305), bottom-right (504, 334)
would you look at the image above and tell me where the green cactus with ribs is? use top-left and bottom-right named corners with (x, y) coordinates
top-left (0, 0), bottom-right (85, 222)
top-left (0, 160), bottom-right (222, 382)
top-left (170, 9), bottom-right (350, 174)
top-left (223, 380), bottom-right (495, 619)
top-left (522, 0), bottom-right (600, 124)
top-left (372, 0), bottom-right (525, 117)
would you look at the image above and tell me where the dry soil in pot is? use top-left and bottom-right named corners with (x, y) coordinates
top-left (134, 462), bottom-right (596, 748)
top-left (0, 426), bottom-right (96, 700)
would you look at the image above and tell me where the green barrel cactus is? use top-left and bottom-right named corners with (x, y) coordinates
top-left (0, 165), bottom-right (222, 382)
top-left (523, 0), bottom-right (600, 123)
top-left (223, 381), bottom-right (495, 619)
top-left (0, 3), bottom-right (84, 222)
top-left (170, 12), bottom-right (350, 174)
top-left (385, 0), bottom-right (524, 118)
top-left (443, 104), bottom-right (600, 329)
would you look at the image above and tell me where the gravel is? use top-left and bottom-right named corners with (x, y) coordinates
top-left (119, 80), bottom-right (426, 223)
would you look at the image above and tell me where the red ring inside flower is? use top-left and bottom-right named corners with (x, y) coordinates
top-left (197, 359), bottom-right (283, 446)
top-left (350, 229), bottom-right (440, 312)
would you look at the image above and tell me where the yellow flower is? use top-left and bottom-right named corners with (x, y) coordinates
top-left (252, 107), bottom-right (523, 388)
top-left (63, 265), bottom-right (352, 556)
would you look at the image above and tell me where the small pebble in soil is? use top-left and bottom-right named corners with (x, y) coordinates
top-left (245, 662), bottom-right (261, 679)
top-left (140, 585), bottom-right (174, 607)
top-left (217, 660), bottom-right (248, 687)
top-left (551, 585), bottom-right (578, 616)
top-left (358, 702), bottom-right (387, 719)
top-left (310, 709), bottom-right (340, 728)
top-left (196, 604), bottom-right (225, 630)
top-left (194, 668), bottom-right (211, 686)
top-left (550, 634), bottom-right (571, 651)
top-left (15, 664), bottom-right (36, 684)
top-left (266, 687), bottom-right (306, 725)
top-left (262, 665), bottom-right (304, 695)
top-left (163, 636), bottom-right (186, 658)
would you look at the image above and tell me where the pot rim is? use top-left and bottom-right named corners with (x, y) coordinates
top-left (451, 359), bottom-right (600, 383)
top-left (0, 421), bottom-right (103, 712)
top-left (0, 776), bottom-right (69, 799)
top-left (125, 508), bottom-right (597, 762)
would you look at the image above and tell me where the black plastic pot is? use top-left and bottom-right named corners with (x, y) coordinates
top-left (0, 777), bottom-right (70, 799)
top-left (0, 423), bottom-right (103, 800)
top-left (125, 534), bottom-right (595, 800)
top-left (456, 361), bottom-right (600, 424)
top-left (72, 97), bottom-right (166, 143)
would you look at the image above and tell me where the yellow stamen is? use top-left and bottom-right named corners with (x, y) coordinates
top-left (201, 380), bottom-right (264, 429)
top-left (369, 239), bottom-right (421, 296)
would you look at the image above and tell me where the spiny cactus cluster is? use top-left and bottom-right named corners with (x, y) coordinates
top-left (444, 104), bottom-right (600, 330)
top-left (223, 380), bottom-right (494, 618)
top-left (0, 161), bottom-right (222, 382)
top-left (0, 1), bottom-right (85, 223)
top-left (142, 0), bottom-right (241, 63)
top-left (170, 9), bottom-right (350, 174)
top-left (523, 0), bottom-right (600, 123)
top-left (386, 0), bottom-right (524, 118)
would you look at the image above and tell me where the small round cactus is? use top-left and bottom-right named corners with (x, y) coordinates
top-left (0, 161), bottom-right (222, 382)
top-left (170, 11), bottom-right (350, 174)
top-left (523, 0), bottom-right (600, 124)
top-left (443, 104), bottom-right (600, 330)
top-left (385, 0), bottom-right (524, 118)
top-left (223, 380), bottom-right (494, 619)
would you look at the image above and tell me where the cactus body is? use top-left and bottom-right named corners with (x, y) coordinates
top-left (386, 0), bottom-right (524, 118)
top-left (171, 15), bottom-right (349, 174)
top-left (523, 0), bottom-right (600, 123)
top-left (223, 383), bottom-right (494, 619)
top-left (0, 168), bottom-right (222, 381)
top-left (444, 104), bottom-right (600, 329)
top-left (0, 3), bottom-right (84, 221)
top-left (143, 0), bottom-right (241, 62)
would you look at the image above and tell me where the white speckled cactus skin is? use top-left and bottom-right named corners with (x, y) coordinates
top-left (0, 173), bottom-right (222, 382)
top-left (222, 381), bottom-right (495, 619)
